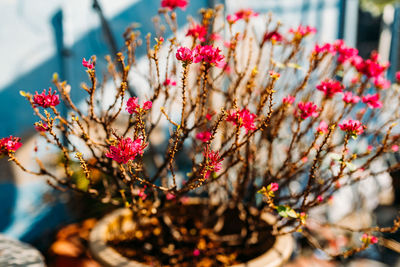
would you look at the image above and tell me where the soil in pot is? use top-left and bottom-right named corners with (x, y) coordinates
top-left (106, 202), bottom-right (275, 266)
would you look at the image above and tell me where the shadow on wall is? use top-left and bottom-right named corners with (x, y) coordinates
top-left (0, 0), bottom-right (207, 137)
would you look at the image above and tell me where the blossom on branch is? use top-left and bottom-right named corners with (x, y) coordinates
top-left (106, 137), bottom-right (146, 164)
top-left (0, 136), bottom-right (22, 155)
top-left (339, 119), bottom-right (364, 137)
top-left (226, 108), bottom-right (257, 133)
top-left (161, 0), bottom-right (188, 10)
top-left (296, 102), bottom-right (319, 120)
top-left (126, 97), bottom-right (152, 114)
top-left (33, 88), bottom-right (60, 108)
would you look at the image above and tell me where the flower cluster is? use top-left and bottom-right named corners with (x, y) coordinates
top-left (226, 8), bottom-right (258, 24)
top-left (126, 97), bottom-right (152, 114)
top-left (186, 24), bottom-right (207, 42)
top-left (316, 79), bottom-right (343, 98)
top-left (33, 88), bottom-right (60, 108)
top-left (105, 137), bottom-right (146, 164)
top-left (161, 0), bottom-right (188, 10)
top-left (0, 136), bottom-right (22, 156)
top-left (339, 119), bottom-right (364, 137)
top-left (296, 102), bottom-right (319, 120)
top-left (203, 147), bottom-right (223, 179)
top-left (226, 108), bottom-right (257, 133)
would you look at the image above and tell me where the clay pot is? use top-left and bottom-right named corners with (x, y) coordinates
top-left (89, 208), bottom-right (294, 267)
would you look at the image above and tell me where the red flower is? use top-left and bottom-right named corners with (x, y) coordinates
top-left (296, 102), bottom-right (319, 120)
top-left (205, 110), bottom-right (215, 121)
top-left (313, 43), bottom-right (335, 55)
top-left (176, 47), bottom-right (194, 64)
top-left (362, 93), bottom-right (382, 109)
top-left (126, 97), bottom-right (152, 114)
top-left (269, 70), bottom-right (280, 79)
top-left (33, 88), bottom-right (60, 108)
top-left (396, 71), bottom-right (400, 82)
top-left (227, 8), bottom-right (258, 24)
top-left (161, 0), bottom-right (188, 10)
top-left (268, 183), bottom-right (279, 192)
top-left (289, 25), bottom-right (316, 39)
top-left (373, 76), bottom-right (391, 90)
top-left (0, 136), bottom-right (22, 155)
top-left (226, 108), bottom-right (257, 133)
top-left (352, 51), bottom-right (389, 78)
top-left (282, 95), bottom-right (295, 106)
top-left (316, 121), bottom-right (329, 134)
top-left (82, 58), bottom-right (94, 69)
top-left (361, 233), bottom-right (378, 245)
top-left (186, 24), bottom-right (207, 42)
top-left (34, 122), bottom-right (49, 132)
top-left (333, 40), bottom-right (358, 64)
top-left (203, 147), bottom-right (223, 178)
top-left (342, 92), bottom-right (360, 104)
top-left (316, 79), bottom-right (343, 98)
top-left (263, 31), bottom-right (283, 44)
top-left (339, 119), bottom-right (364, 136)
top-left (196, 131), bottom-right (211, 143)
top-left (193, 45), bottom-right (225, 67)
top-left (105, 137), bottom-right (146, 164)
top-left (163, 78), bottom-right (176, 86)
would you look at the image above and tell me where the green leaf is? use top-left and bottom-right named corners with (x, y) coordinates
top-left (276, 205), bottom-right (297, 218)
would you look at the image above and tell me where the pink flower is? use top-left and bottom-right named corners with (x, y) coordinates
top-left (105, 137), bottom-right (147, 164)
top-left (203, 147), bottom-right (223, 179)
top-left (313, 43), bottom-right (335, 55)
top-left (226, 14), bottom-right (239, 24)
top-left (289, 25), bottom-right (316, 39)
top-left (227, 8), bottom-right (258, 24)
top-left (186, 24), bottom-right (207, 42)
top-left (226, 108), bottom-right (257, 133)
top-left (193, 249), bottom-right (200, 257)
top-left (33, 88), bottom-right (60, 108)
top-left (163, 78), bottom-right (176, 86)
top-left (82, 58), bottom-right (94, 69)
top-left (282, 95), bottom-right (295, 106)
top-left (317, 121), bottom-right (329, 134)
top-left (166, 193), bottom-right (176, 200)
top-left (392, 145), bottom-right (399, 152)
top-left (205, 110), bottom-right (215, 121)
top-left (317, 195), bottom-right (323, 202)
top-left (333, 40), bottom-right (358, 64)
top-left (396, 71), bottom-right (400, 82)
top-left (0, 136), bottom-right (22, 155)
top-left (362, 93), bottom-right (382, 109)
top-left (296, 102), bottom-right (319, 120)
top-left (342, 92), bottom-right (360, 104)
top-left (269, 70), bottom-right (280, 79)
top-left (316, 79), bottom-right (343, 98)
top-left (176, 47), bottom-right (194, 64)
top-left (373, 76), bottom-right (391, 90)
top-left (161, 0), bottom-right (188, 10)
top-left (263, 31), bottom-right (283, 44)
top-left (339, 119), bottom-right (364, 137)
top-left (34, 122), bottom-right (49, 132)
top-left (193, 45), bottom-right (225, 67)
top-left (196, 131), bottom-right (211, 143)
top-left (268, 183), bottom-right (279, 192)
top-left (361, 233), bottom-right (378, 245)
top-left (126, 97), bottom-right (152, 114)
top-left (352, 51), bottom-right (389, 78)
top-left (138, 187), bottom-right (147, 200)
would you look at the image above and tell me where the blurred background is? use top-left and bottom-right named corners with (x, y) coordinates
top-left (0, 0), bottom-right (399, 266)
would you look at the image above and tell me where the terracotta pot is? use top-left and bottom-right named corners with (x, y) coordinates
top-left (89, 208), bottom-right (294, 267)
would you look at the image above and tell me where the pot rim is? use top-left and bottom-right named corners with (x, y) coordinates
top-left (89, 208), bottom-right (294, 267)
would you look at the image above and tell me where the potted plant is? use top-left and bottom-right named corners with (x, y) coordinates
top-left (2, 1), bottom-right (400, 266)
